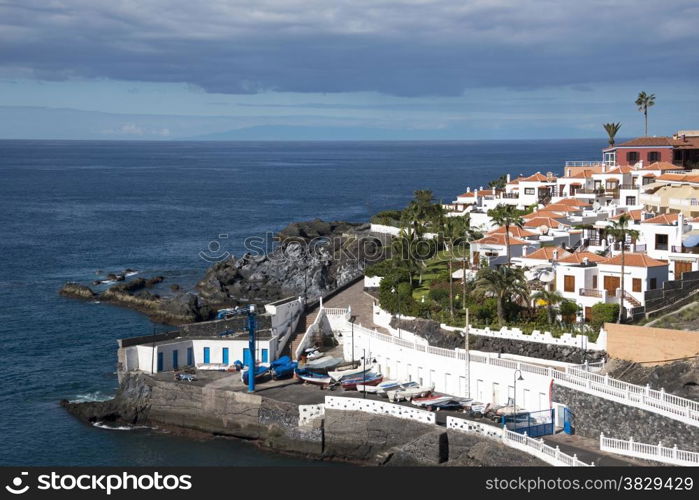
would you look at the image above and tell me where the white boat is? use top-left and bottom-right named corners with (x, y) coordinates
top-left (328, 363), bottom-right (374, 381)
top-left (386, 383), bottom-right (435, 402)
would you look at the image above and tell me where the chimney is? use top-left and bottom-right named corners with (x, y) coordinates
top-left (682, 134), bottom-right (687, 142)
top-left (678, 213), bottom-right (685, 227)
top-left (522, 246), bottom-right (528, 257)
top-left (582, 257), bottom-right (590, 266)
top-left (553, 249), bottom-right (559, 260)
top-left (507, 173), bottom-right (511, 183)
top-left (467, 187), bottom-right (471, 193)
top-left (602, 164), bottom-right (607, 173)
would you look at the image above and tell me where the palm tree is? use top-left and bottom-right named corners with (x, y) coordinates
top-left (607, 214), bottom-right (640, 323)
top-left (487, 204), bottom-right (525, 266)
top-left (635, 91), bottom-right (655, 136)
top-left (475, 266), bottom-right (529, 326)
top-left (603, 122), bottom-right (622, 146)
top-left (392, 229), bottom-right (419, 287)
top-left (531, 289), bottom-right (564, 325)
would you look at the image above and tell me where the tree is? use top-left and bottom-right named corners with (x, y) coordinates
top-left (531, 289), bottom-right (564, 325)
top-left (635, 91), bottom-right (655, 136)
top-left (487, 204), bottom-right (525, 266)
top-left (488, 174), bottom-right (508, 190)
top-left (602, 122), bottom-right (622, 146)
top-left (391, 229), bottom-right (419, 287)
top-left (590, 303), bottom-right (619, 331)
top-left (606, 213), bottom-right (640, 323)
top-left (474, 266), bottom-right (530, 326)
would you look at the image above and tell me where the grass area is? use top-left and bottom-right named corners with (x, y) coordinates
top-left (412, 248), bottom-right (469, 302)
top-left (648, 301), bottom-right (699, 331)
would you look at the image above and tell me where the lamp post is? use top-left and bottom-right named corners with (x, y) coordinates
top-left (512, 369), bottom-right (524, 429)
top-left (392, 286), bottom-right (401, 339)
top-left (362, 349), bottom-right (366, 399)
top-left (351, 316), bottom-right (355, 363)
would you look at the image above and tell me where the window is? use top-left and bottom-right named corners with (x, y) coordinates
top-left (647, 151), bottom-right (660, 163)
top-left (626, 151), bottom-right (639, 163)
top-left (632, 278), bottom-right (642, 292)
top-left (642, 177), bottom-right (654, 185)
top-left (626, 196), bottom-right (636, 205)
top-left (655, 234), bottom-right (668, 251)
top-left (592, 275), bottom-right (598, 289)
top-left (673, 150), bottom-right (683, 164)
top-left (524, 188), bottom-right (535, 195)
top-left (564, 275), bottom-right (575, 292)
top-left (650, 278), bottom-right (657, 290)
top-left (604, 151), bottom-right (616, 166)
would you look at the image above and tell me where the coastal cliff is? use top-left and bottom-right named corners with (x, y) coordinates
top-left (61, 373), bottom-right (543, 466)
top-left (59, 219), bottom-right (384, 325)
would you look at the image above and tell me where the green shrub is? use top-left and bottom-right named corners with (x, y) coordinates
top-left (590, 303), bottom-right (619, 330)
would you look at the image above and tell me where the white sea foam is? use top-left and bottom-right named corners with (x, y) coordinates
top-left (92, 422), bottom-right (150, 431)
top-left (69, 391), bottom-right (112, 403)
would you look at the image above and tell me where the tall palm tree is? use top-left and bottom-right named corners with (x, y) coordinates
top-left (607, 214), bottom-right (640, 323)
top-left (475, 266), bottom-right (529, 326)
top-left (487, 204), bottom-right (525, 266)
top-left (531, 289), bottom-right (564, 325)
top-left (392, 229), bottom-right (419, 287)
top-left (635, 91), bottom-right (655, 136)
top-left (602, 122), bottom-right (622, 146)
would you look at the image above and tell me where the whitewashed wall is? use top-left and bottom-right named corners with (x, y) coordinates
top-left (325, 396), bottom-right (436, 424)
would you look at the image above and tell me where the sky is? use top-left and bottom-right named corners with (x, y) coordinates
top-left (0, 0), bottom-right (698, 140)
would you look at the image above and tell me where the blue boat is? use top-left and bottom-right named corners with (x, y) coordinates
top-left (241, 365), bottom-right (269, 385)
top-left (271, 357), bottom-right (298, 380)
top-left (295, 368), bottom-right (333, 386)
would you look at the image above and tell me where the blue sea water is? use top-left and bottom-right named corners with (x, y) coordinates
top-left (0, 139), bottom-right (605, 465)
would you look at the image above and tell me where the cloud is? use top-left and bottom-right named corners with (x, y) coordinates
top-left (0, 1), bottom-right (697, 97)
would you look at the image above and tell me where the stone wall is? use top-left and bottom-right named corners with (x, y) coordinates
top-left (470, 335), bottom-right (605, 364)
top-left (644, 270), bottom-right (699, 317)
top-left (552, 384), bottom-right (699, 452)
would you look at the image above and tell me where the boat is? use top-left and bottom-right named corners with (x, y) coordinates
top-left (340, 372), bottom-right (383, 391)
top-left (386, 383), bottom-right (434, 402)
top-left (305, 356), bottom-right (343, 370)
top-left (411, 394), bottom-right (453, 407)
top-left (270, 356), bottom-right (297, 380)
top-left (241, 365), bottom-right (270, 384)
top-left (328, 363), bottom-right (374, 381)
top-left (306, 349), bottom-right (324, 360)
top-left (295, 368), bottom-right (333, 386)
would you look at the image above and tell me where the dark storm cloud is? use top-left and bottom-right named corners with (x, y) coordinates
top-left (1, 0), bottom-right (697, 96)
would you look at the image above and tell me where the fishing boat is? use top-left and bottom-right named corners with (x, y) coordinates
top-left (270, 356), bottom-right (297, 380)
top-left (241, 365), bottom-right (270, 384)
top-left (340, 372), bottom-right (383, 391)
top-left (295, 368), bottom-right (333, 386)
top-left (411, 394), bottom-right (452, 407)
top-left (386, 383), bottom-right (434, 402)
top-left (305, 356), bottom-right (343, 370)
top-left (328, 363), bottom-right (374, 381)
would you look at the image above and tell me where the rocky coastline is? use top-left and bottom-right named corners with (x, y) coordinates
top-left (61, 373), bottom-right (544, 467)
top-left (59, 219), bottom-right (385, 325)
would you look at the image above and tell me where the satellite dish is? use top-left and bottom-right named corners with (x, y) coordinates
top-left (538, 224), bottom-right (549, 235)
top-left (539, 271), bottom-right (555, 283)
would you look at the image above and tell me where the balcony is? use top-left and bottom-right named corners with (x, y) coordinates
top-left (640, 194), bottom-right (661, 205)
top-left (579, 288), bottom-right (602, 298)
top-left (669, 198), bottom-right (699, 208)
top-left (672, 246), bottom-right (699, 254)
top-left (565, 161), bottom-right (604, 167)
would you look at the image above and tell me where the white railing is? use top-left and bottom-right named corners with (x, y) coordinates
top-left (565, 161), bottom-right (603, 167)
top-left (640, 194), bottom-right (661, 205)
top-left (600, 434), bottom-right (699, 466)
top-left (345, 319), bottom-right (699, 428)
top-left (295, 308), bottom-right (327, 360)
top-left (325, 396), bottom-right (436, 424)
top-left (447, 417), bottom-right (593, 467)
top-left (553, 366), bottom-right (699, 427)
top-left (324, 307), bottom-right (351, 319)
top-left (669, 197), bottom-right (699, 207)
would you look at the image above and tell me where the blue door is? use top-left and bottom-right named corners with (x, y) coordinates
top-left (243, 348), bottom-right (252, 367)
top-left (187, 347), bottom-right (193, 366)
top-left (222, 347), bottom-right (229, 365)
top-left (157, 352), bottom-right (163, 372)
top-left (261, 349), bottom-right (268, 363)
top-left (172, 350), bottom-right (179, 370)
top-left (563, 407), bottom-right (575, 435)
top-left (203, 347), bottom-right (210, 364)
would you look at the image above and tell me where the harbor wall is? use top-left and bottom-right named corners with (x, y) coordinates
top-left (551, 384), bottom-right (699, 452)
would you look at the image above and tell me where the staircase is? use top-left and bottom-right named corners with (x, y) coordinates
top-left (287, 309), bottom-right (320, 359)
top-left (622, 291), bottom-right (641, 308)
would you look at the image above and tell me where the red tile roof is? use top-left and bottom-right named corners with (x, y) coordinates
top-left (640, 161), bottom-right (685, 171)
top-left (521, 246), bottom-right (570, 261)
top-left (642, 213), bottom-right (679, 225)
top-left (471, 234), bottom-right (529, 246)
top-left (523, 217), bottom-right (570, 228)
top-left (601, 253), bottom-right (668, 268)
top-left (487, 226), bottom-right (538, 238)
top-left (558, 252), bottom-right (606, 264)
top-left (611, 209), bottom-right (643, 222)
top-left (521, 172), bottom-right (557, 182)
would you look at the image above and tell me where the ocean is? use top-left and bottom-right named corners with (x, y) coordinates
top-left (0, 139), bottom-right (605, 465)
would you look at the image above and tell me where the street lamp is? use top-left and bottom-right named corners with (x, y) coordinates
top-left (391, 286), bottom-right (401, 339)
top-left (512, 369), bottom-right (524, 429)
